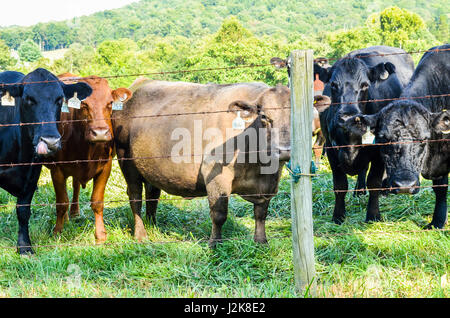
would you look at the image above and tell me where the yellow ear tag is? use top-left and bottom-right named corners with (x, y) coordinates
top-left (362, 127), bottom-right (375, 145)
top-left (1, 92), bottom-right (15, 106)
top-left (61, 98), bottom-right (70, 113)
top-left (232, 111), bottom-right (246, 130)
top-left (68, 92), bottom-right (81, 109)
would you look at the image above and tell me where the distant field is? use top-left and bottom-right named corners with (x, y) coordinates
top-left (0, 158), bottom-right (448, 298)
top-left (42, 49), bottom-right (69, 62)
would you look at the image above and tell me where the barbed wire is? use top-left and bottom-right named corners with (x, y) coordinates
top-left (0, 47), bottom-right (448, 254)
top-left (313, 47), bottom-right (450, 64)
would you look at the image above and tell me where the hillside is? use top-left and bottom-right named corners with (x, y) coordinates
top-left (0, 0), bottom-right (447, 51)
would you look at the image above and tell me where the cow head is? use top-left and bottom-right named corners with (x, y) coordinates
top-left (228, 85), bottom-right (291, 163)
top-left (2, 68), bottom-right (92, 158)
top-left (61, 75), bottom-right (132, 143)
top-left (314, 58), bottom-right (332, 84)
top-left (329, 58), bottom-right (397, 113)
top-left (354, 100), bottom-right (450, 194)
top-left (323, 58), bottom-right (398, 167)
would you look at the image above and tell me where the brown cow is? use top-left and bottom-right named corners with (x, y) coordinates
top-left (113, 80), bottom-right (291, 246)
top-left (312, 95), bottom-right (331, 167)
top-left (46, 74), bottom-right (132, 243)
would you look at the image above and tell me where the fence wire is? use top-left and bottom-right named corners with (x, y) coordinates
top-left (0, 47), bottom-right (449, 252)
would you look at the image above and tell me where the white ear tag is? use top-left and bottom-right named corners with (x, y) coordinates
top-left (1, 92), bottom-right (15, 106)
top-left (61, 99), bottom-right (70, 113)
top-left (232, 111), bottom-right (246, 130)
top-left (68, 92), bottom-right (81, 109)
top-left (112, 94), bottom-right (127, 111)
top-left (362, 127), bottom-right (375, 144)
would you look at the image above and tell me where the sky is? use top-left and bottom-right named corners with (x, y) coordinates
top-left (0, 0), bottom-right (138, 27)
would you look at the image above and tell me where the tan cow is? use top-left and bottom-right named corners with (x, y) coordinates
top-left (113, 80), bottom-right (290, 246)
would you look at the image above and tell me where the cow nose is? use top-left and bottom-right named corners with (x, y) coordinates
top-left (41, 137), bottom-right (61, 151)
top-left (391, 179), bottom-right (419, 194)
top-left (89, 128), bottom-right (112, 142)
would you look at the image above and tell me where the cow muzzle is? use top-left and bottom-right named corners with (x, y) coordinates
top-left (88, 127), bottom-right (112, 142)
top-left (36, 136), bottom-right (61, 157)
top-left (391, 178), bottom-right (420, 195)
top-left (276, 146), bottom-right (291, 161)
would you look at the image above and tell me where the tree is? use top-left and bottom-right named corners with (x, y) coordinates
top-left (0, 40), bottom-right (16, 70)
top-left (18, 39), bottom-right (42, 62)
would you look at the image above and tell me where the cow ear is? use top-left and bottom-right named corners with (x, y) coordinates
top-left (356, 113), bottom-right (379, 131)
top-left (431, 110), bottom-right (450, 135)
top-left (369, 62), bottom-right (396, 82)
top-left (61, 82), bottom-right (93, 101)
top-left (270, 57), bottom-right (288, 69)
top-left (112, 88), bottom-right (133, 103)
top-left (228, 100), bottom-right (257, 118)
top-left (1, 83), bottom-right (23, 98)
top-left (314, 95), bottom-right (331, 113)
top-left (314, 63), bottom-right (332, 83)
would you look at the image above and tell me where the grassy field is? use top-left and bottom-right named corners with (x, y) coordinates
top-left (0, 158), bottom-right (448, 298)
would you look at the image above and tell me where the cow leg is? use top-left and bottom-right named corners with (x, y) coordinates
top-left (50, 168), bottom-right (69, 235)
top-left (69, 179), bottom-right (81, 218)
top-left (90, 160), bottom-right (112, 244)
top-left (206, 178), bottom-right (231, 248)
top-left (16, 191), bottom-right (36, 255)
top-left (365, 157), bottom-right (384, 222)
top-left (208, 195), bottom-right (229, 248)
top-left (353, 168), bottom-right (367, 197)
top-left (254, 200), bottom-right (270, 244)
top-left (144, 182), bottom-right (160, 226)
top-left (16, 166), bottom-right (41, 255)
top-left (427, 176), bottom-right (448, 229)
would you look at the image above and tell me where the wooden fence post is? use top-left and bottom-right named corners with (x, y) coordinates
top-left (289, 49), bottom-right (316, 296)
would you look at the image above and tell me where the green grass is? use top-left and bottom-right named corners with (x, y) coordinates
top-left (0, 159), bottom-right (448, 298)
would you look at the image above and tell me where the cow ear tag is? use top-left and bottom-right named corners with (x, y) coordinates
top-left (362, 127), bottom-right (375, 145)
top-left (232, 111), bottom-right (246, 130)
top-left (68, 92), bottom-right (81, 109)
top-left (112, 94), bottom-right (127, 111)
top-left (61, 98), bottom-right (70, 113)
top-left (1, 92), bottom-right (15, 106)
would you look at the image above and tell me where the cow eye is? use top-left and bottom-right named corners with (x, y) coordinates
top-left (360, 82), bottom-right (369, 90)
top-left (331, 82), bottom-right (338, 90)
top-left (25, 96), bottom-right (36, 106)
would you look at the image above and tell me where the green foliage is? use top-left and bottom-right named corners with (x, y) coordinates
top-left (10, 4), bottom-right (447, 86)
top-left (0, 0), bottom-right (447, 52)
top-left (0, 40), bottom-right (16, 70)
top-left (18, 39), bottom-right (42, 62)
top-left (327, 7), bottom-right (440, 60)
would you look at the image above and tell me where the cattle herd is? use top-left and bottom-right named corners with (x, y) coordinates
top-left (0, 44), bottom-right (448, 255)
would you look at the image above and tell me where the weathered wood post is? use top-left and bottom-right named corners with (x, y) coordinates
top-left (289, 49), bottom-right (316, 296)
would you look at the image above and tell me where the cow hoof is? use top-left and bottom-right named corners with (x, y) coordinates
top-left (424, 222), bottom-right (445, 230)
top-left (53, 227), bottom-right (63, 236)
top-left (365, 215), bottom-right (381, 223)
top-left (254, 236), bottom-right (268, 244)
top-left (69, 209), bottom-right (80, 219)
top-left (95, 233), bottom-right (108, 244)
top-left (134, 229), bottom-right (148, 242)
top-left (17, 246), bottom-right (34, 256)
top-left (332, 216), bottom-right (345, 225)
top-left (208, 238), bottom-right (222, 249)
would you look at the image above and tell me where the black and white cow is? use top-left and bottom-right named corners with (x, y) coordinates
top-left (0, 69), bottom-right (92, 254)
top-left (353, 44), bottom-right (450, 228)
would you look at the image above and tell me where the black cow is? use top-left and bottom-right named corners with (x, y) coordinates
top-left (353, 44), bottom-right (450, 229)
top-left (317, 46), bottom-right (415, 224)
top-left (0, 68), bottom-right (92, 254)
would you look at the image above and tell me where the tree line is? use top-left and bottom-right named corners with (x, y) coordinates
top-left (0, 6), bottom-right (446, 89)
